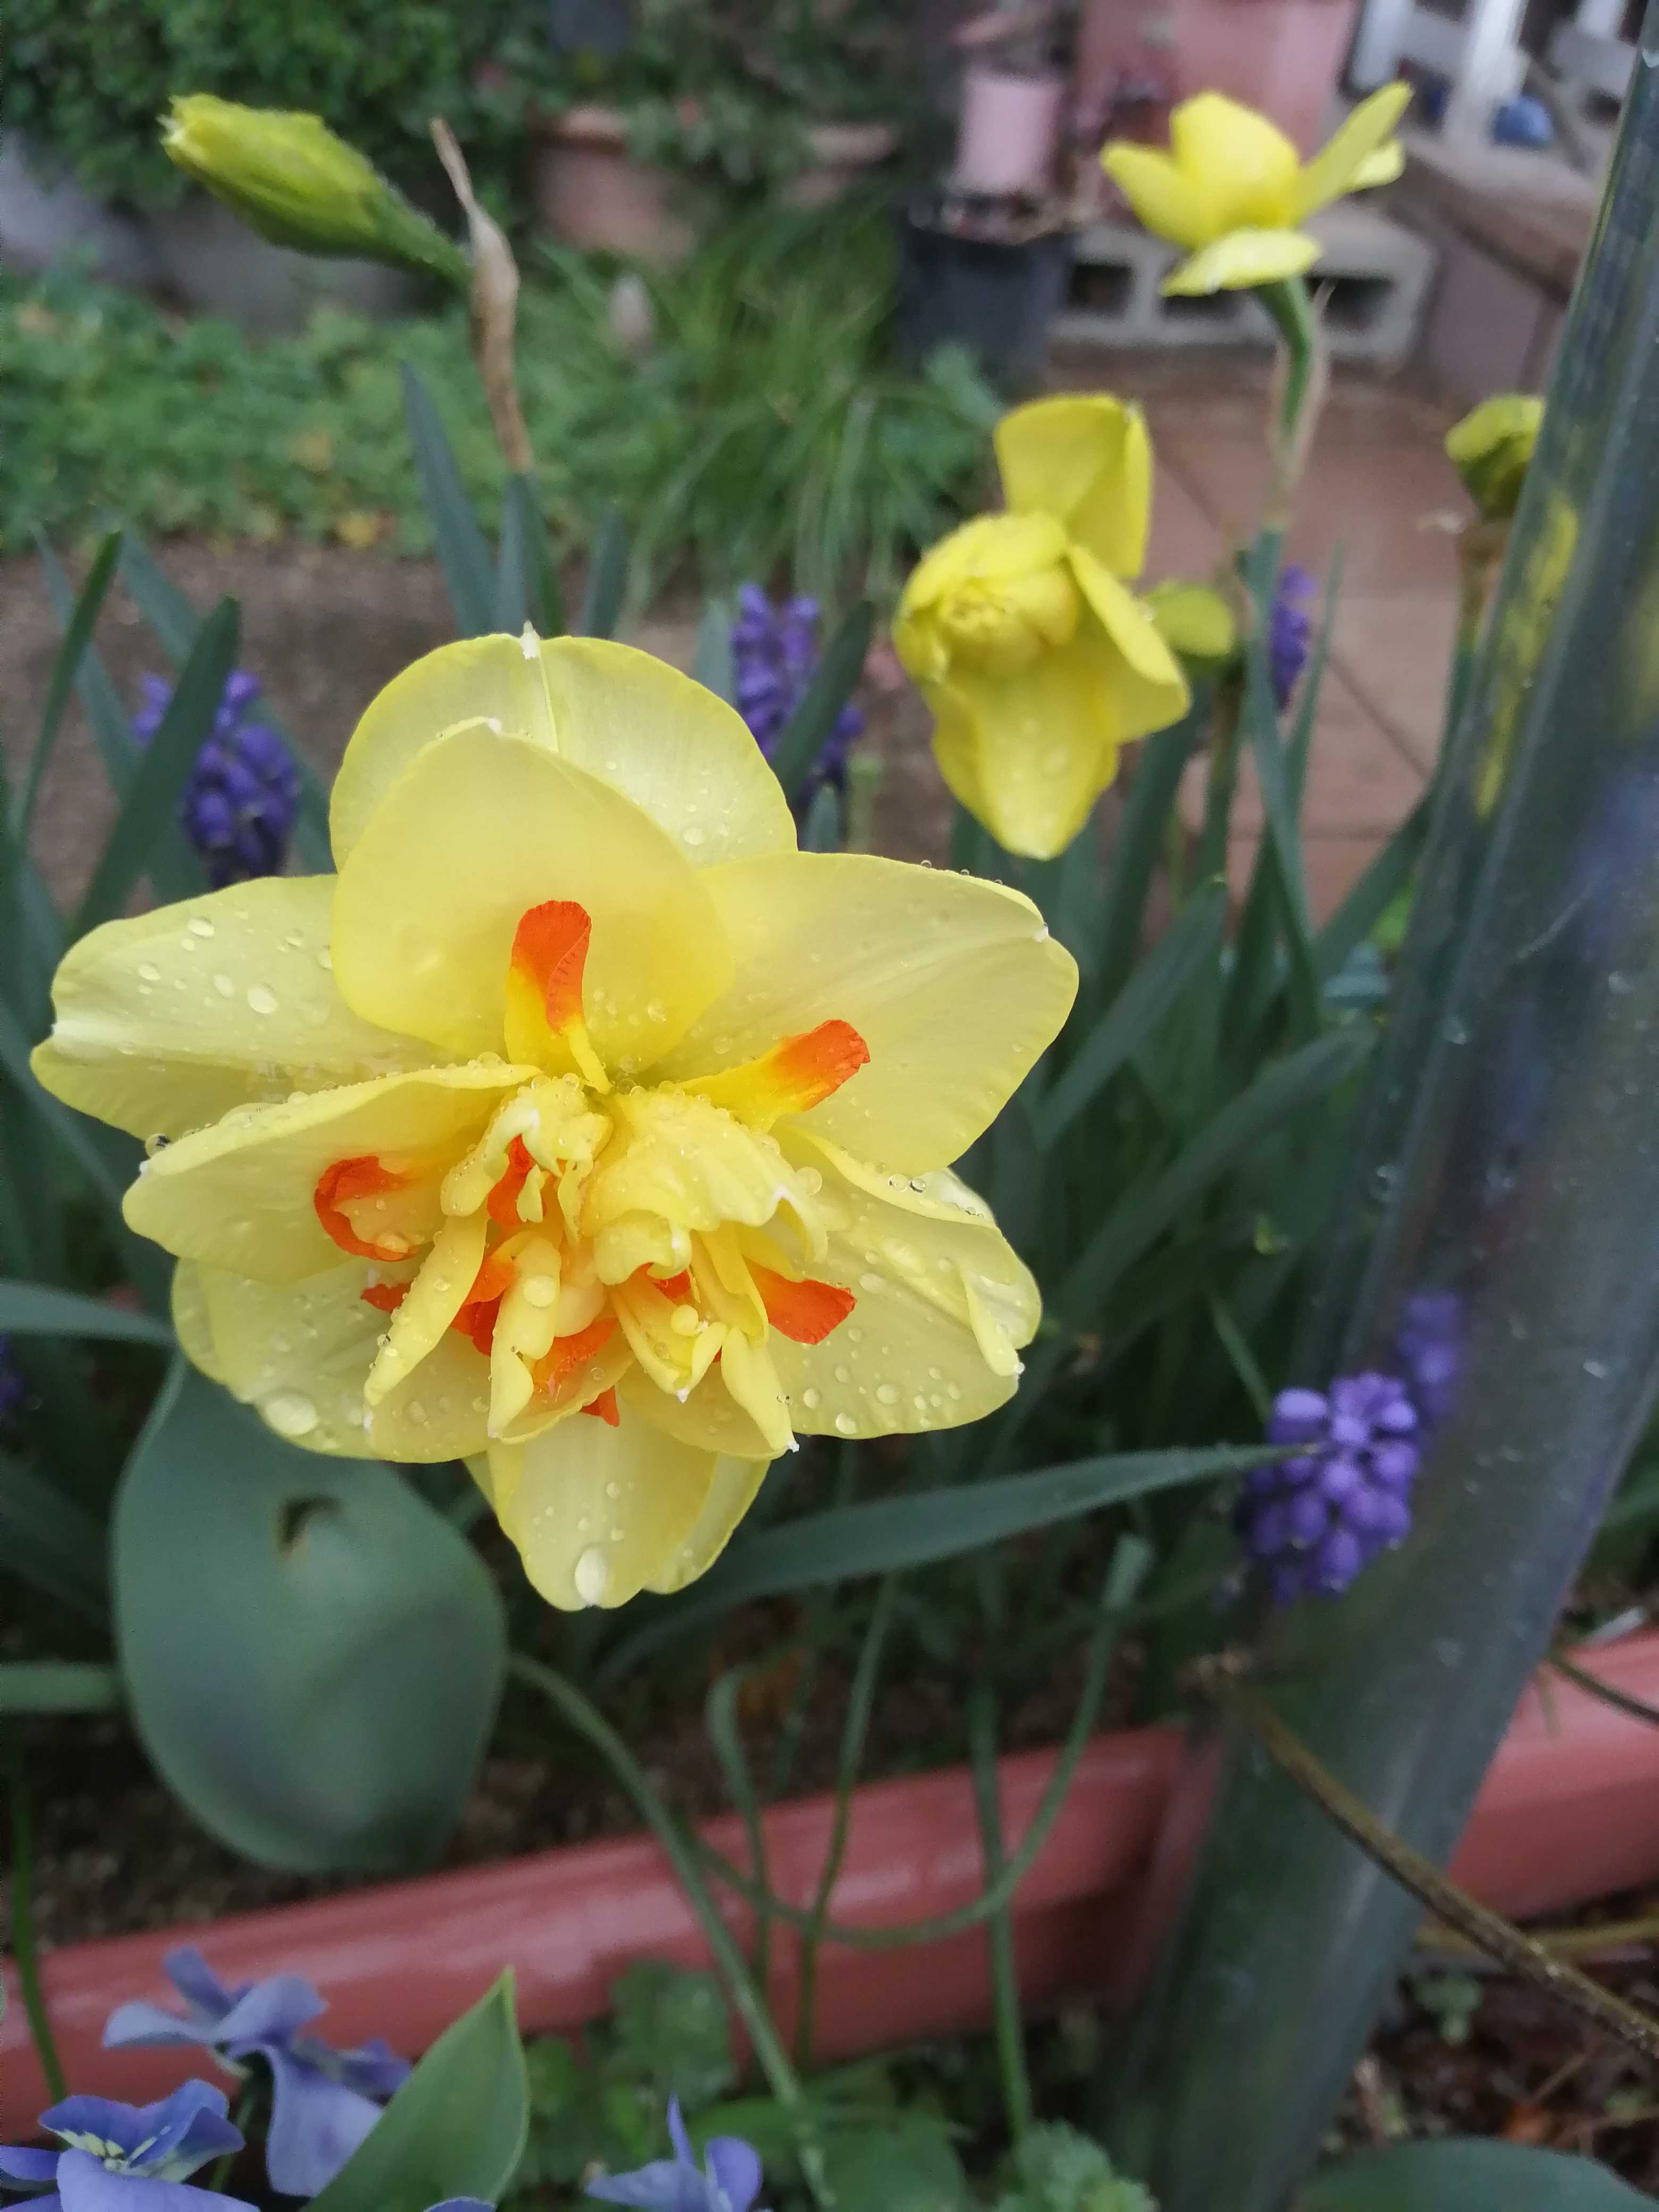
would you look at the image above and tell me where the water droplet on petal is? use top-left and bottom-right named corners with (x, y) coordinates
top-left (834, 1411), bottom-right (858, 1436)
top-left (263, 1389), bottom-right (318, 1438)
top-left (575, 1545), bottom-right (610, 1604)
top-left (247, 985), bottom-right (278, 1016)
top-left (801, 1387), bottom-right (822, 1410)
top-left (875, 1382), bottom-right (900, 1405)
top-left (188, 917), bottom-right (215, 938)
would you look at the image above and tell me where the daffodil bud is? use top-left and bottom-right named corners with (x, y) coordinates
top-left (1445, 393), bottom-right (1544, 522)
top-left (162, 95), bottom-right (470, 290)
top-left (896, 515), bottom-right (1080, 682)
top-left (1146, 580), bottom-right (1238, 677)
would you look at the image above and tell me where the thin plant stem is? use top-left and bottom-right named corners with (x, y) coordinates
top-left (694, 1538), bottom-right (1151, 1949)
top-left (795, 1580), bottom-right (897, 2072)
top-left (207, 2080), bottom-right (260, 2194)
top-left (1548, 1650), bottom-right (1659, 1731)
top-left (969, 1687), bottom-right (1033, 2144)
top-left (8, 1755), bottom-right (66, 2100)
top-left (508, 1655), bottom-right (835, 2209)
top-left (1419, 1909), bottom-right (1659, 1964)
top-left (1257, 275), bottom-right (1323, 517)
top-left (705, 1663), bottom-right (780, 2026)
top-left (1194, 1655), bottom-right (1659, 2066)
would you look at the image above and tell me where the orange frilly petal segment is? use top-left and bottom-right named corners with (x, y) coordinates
top-left (750, 1263), bottom-right (857, 1346)
top-left (676, 1018), bottom-right (870, 1128)
top-left (502, 899), bottom-right (608, 1088)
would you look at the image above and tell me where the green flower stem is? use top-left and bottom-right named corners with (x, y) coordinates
top-left (508, 1655), bottom-right (834, 2209)
top-left (7, 1753), bottom-right (67, 2100)
top-left (1195, 672), bottom-right (1245, 884)
top-left (1255, 275), bottom-right (1322, 518)
top-left (969, 1687), bottom-right (1033, 2145)
top-left (793, 1580), bottom-right (896, 2072)
top-left (1547, 1648), bottom-right (1659, 1731)
top-left (1192, 1655), bottom-right (1659, 2065)
top-left (693, 1538), bottom-right (1151, 1949)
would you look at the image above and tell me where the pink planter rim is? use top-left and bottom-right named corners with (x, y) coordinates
top-left (7, 1633), bottom-right (1659, 2114)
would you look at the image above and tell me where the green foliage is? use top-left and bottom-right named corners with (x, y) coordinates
top-left (1297, 2141), bottom-right (1648, 2210)
top-left (0, 205), bottom-right (996, 602)
top-left (114, 1365), bottom-right (507, 1870)
top-left (309, 1972), bottom-right (528, 2212)
top-left (993, 2125), bottom-right (1157, 2212)
top-left (0, 0), bottom-right (517, 212)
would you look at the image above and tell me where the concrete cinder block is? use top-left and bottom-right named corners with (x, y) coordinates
top-left (1053, 203), bottom-right (1436, 368)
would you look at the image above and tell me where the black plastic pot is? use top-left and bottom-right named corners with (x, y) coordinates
top-left (892, 205), bottom-right (1074, 390)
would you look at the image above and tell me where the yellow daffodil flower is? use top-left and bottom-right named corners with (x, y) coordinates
top-left (1145, 580), bottom-right (1238, 676)
top-left (1446, 393), bottom-right (1544, 522)
top-left (893, 395), bottom-right (1189, 860)
top-left (1102, 83), bottom-right (1411, 296)
top-left (32, 635), bottom-right (1076, 1610)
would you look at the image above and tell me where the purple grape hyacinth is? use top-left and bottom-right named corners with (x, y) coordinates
top-left (1268, 563), bottom-right (1316, 710)
top-left (132, 670), bottom-right (299, 889)
top-left (1237, 1372), bottom-right (1422, 1603)
top-left (1395, 1289), bottom-right (1464, 1432)
top-left (105, 1947), bottom-right (409, 2199)
top-left (730, 586), bottom-right (862, 802)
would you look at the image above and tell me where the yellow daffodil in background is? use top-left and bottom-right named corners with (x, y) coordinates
top-left (1102, 83), bottom-right (1411, 296)
top-left (1446, 393), bottom-right (1544, 522)
top-left (32, 636), bottom-right (1076, 1610)
top-left (893, 395), bottom-right (1189, 860)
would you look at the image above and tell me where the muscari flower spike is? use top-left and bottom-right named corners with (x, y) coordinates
top-left (1237, 1371), bottom-right (1420, 1603)
top-left (0, 2081), bottom-right (251, 2212)
top-left (587, 2098), bottom-right (764, 2212)
top-left (104, 1946), bottom-right (409, 2199)
top-left (1268, 563), bottom-right (1316, 710)
top-left (1395, 1289), bottom-right (1463, 1433)
top-left (894, 395), bottom-right (1189, 860)
top-left (132, 671), bottom-right (300, 890)
top-left (36, 632), bottom-right (1076, 1612)
top-left (729, 586), bottom-right (863, 805)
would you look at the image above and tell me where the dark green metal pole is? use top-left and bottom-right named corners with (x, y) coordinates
top-left (1104, 22), bottom-right (1659, 2205)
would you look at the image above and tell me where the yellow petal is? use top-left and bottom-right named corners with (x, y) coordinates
top-left (124, 1061), bottom-right (532, 1283)
top-left (362, 1207), bottom-right (488, 1409)
top-left (366, 1325), bottom-right (495, 1460)
top-left (171, 1260), bottom-right (225, 1384)
top-left (190, 1258), bottom-right (384, 1456)
top-left (1162, 227), bottom-right (1320, 296)
top-left (1351, 140), bottom-right (1405, 191)
top-left (1068, 546), bottom-right (1195, 702)
top-left (994, 396), bottom-right (1153, 578)
top-left (331, 722), bottom-right (733, 1068)
top-left (330, 633), bottom-right (793, 870)
top-left (651, 852), bottom-right (1077, 1173)
top-left (1169, 93), bottom-right (1300, 231)
top-left (619, 1363), bottom-right (780, 1460)
top-left (1292, 82), bottom-right (1412, 219)
top-left (485, 1407), bottom-right (722, 1608)
top-left (1100, 144), bottom-right (1216, 251)
top-left (771, 1132), bottom-right (1038, 1438)
top-left (30, 878), bottom-right (432, 1142)
top-left (643, 1453), bottom-right (772, 1595)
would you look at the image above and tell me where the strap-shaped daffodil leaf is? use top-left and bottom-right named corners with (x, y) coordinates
top-left (1300, 2140), bottom-right (1648, 2211)
top-left (114, 1360), bottom-right (505, 1871)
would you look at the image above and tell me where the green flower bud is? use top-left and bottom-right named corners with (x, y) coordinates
top-left (162, 95), bottom-right (469, 289)
top-left (1445, 393), bottom-right (1544, 522)
top-left (1145, 579), bottom-right (1238, 676)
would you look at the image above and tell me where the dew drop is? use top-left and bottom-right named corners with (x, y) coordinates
top-left (188, 917), bottom-right (215, 938)
top-left (834, 1412), bottom-right (858, 1436)
top-left (137, 961), bottom-right (161, 983)
top-left (213, 973), bottom-right (236, 998)
top-left (834, 1364), bottom-right (851, 1382)
top-left (574, 1545), bottom-right (611, 1605)
top-left (860, 1271), bottom-right (884, 1292)
top-left (522, 1277), bottom-right (557, 1308)
top-left (263, 1389), bottom-right (318, 1438)
top-left (605, 1480), bottom-right (621, 1500)
top-left (801, 1386), bottom-right (822, 1410)
top-left (671, 1303), bottom-right (700, 1336)
top-left (682, 824), bottom-right (706, 848)
top-left (247, 984), bottom-right (279, 1016)
top-left (875, 1382), bottom-right (900, 1405)
top-left (316, 948), bottom-right (333, 971)
top-left (406, 1400), bottom-right (428, 1426)
top-left (646, 1000), bottom-right (667, 1023)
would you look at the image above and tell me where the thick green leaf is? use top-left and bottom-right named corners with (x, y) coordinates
top-left (118, 535), bottom-right (331, 871)
top-left (694, 596), bottom-right (736, 701)
top-left (72, 600), bottom-right (237, 941)
top-left (308, 1972), bottom-right (527, 2212)
top-left (821, 2116), bottom-right (968, 2211)
top-left (36, 534), bottom-right (141, 797)
top-left (0, 1661), bottom-right (121, 1714)
top-left (800, 781), bottom-right (842, 851)
top-left (0, 1452), bottom-right (108, 1622)
top-left (18, 531), bottom-right (124, 842)
top-left (1313, 795), bottom-right (1430, 983)
top-left (0, 995), bottom-right (129, 1216)
top-left (1059, 1025), bottom-right (1374, 1320)
top-left (495, 472), bottom-right (564, 636)
top-left (401, 362), bottom-right (495, 640)
top-left (1299, 2141), bottom-right (1648, 2211)
top-left (1095, 707), bottom-right (1205, 1008)
top-left (0, 1281), bottom-right (173, 1346)
top-left (600, 1443), bottom-right (1283, 1677)
top-left (1285, 548), bottom-right (1343, 817)
top-left (770, 601), bottom-right (873, 803)
top-left (1040, 882), bottom-right (1227, 1145)
top-left (114, 1364), bottom-right (505, 1870)
top-left (580, 506), bottom-right (631, 640)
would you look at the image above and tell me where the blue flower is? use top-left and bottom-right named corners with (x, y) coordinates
top-left (0, 1333), bottom-right (23, 1428)
top-left (0, 2081), bottom-right (252, 2212)
top-left (1268, 563), bottom-right (1316, 710)
top-left (729, 586), bottom-right (863, 804)
top-left (104, 1948), bottom-right (408, 2199)
top-left (131, 671), bottom-right (300, 890)
top-left (586, 2098), bottom-right (764, 2212)
top-left (1395, 1289), bottom-right (1464, 1432)
top-left (1237, 1372), bottom-right (1421, 1603)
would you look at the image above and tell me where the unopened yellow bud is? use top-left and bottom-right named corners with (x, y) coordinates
top-left (1446, 394), bottom-right (1544, 522)
top-left (1145, 580), bottom-right (1238, 674)
top-left (162, 95), bottom-right (469, 289)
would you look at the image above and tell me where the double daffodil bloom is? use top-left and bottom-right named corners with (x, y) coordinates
top-left (893, 395), bottom-right (1189, 860)
top-left (1102, 84), bottom-right (1411, 296)
top-left (33, 636), bottom-right (1076, 1610)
